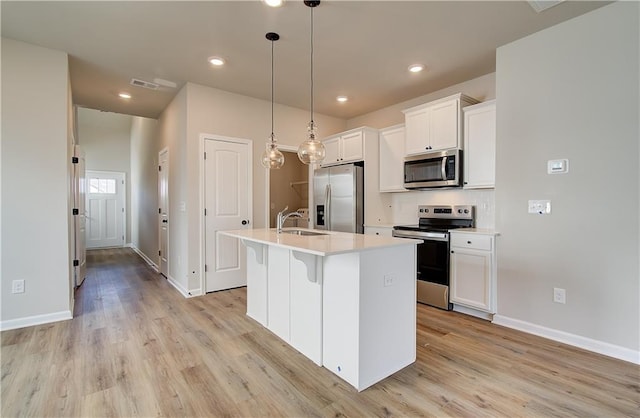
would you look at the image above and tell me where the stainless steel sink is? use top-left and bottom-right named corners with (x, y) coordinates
top-left (280, 229), bottom-right (328, 236)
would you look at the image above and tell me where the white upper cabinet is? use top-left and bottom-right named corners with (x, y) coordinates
top-left (378, 124), bottom-right (406, 193)
top-left (463, 100), bottom-right (496, 189)
top-left (320, 129), bottom-right (364, 167)
top-left (402, 93), bottom-right (479, 156)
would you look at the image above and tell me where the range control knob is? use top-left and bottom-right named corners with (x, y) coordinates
top-left (458, 209), bottom-right (463, 214)
top-left (464, 209), bottom-right (469, 214)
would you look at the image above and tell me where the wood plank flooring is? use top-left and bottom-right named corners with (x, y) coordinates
top-left (2, 247), bottom-right (639, 417)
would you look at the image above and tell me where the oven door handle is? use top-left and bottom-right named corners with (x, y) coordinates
top-left (441, 156), bottom-right (447, 181)
top-left (393, 230), bottom-right (449, 242)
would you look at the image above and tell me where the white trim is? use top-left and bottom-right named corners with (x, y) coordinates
top-left (0, 310), bottom-right (72, 331)
top-left (453, 304), bottom-right (494, 321)
top-left (493, 314), bottom-right (640, 365)
top-left (166, 275), bottom-right (201, 298)
top-left (199, 133), bottom-right (253, 296)
top-left (130, 245), bottom-right (159, 272)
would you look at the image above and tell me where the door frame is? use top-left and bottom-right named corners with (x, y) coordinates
top-left (263, 144), bottom-right (316, 228)
top-left (158, 147), bottom-right (169, 277)
top-left (199, 133), bottom-right (253, 296)
top-left (85, 169), bottom-right (126, 249)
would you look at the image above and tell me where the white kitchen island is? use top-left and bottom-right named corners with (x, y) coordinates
top-left (220, 228), bottom-right (420, 391)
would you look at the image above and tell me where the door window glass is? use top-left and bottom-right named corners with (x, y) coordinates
top-left (89, 178), bottom-right (116, 194)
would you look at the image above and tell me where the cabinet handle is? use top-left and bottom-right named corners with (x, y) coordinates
top-left (451, 250), bottom-right (454, 254)
top-left (467, 241), bottom-right (472, 244)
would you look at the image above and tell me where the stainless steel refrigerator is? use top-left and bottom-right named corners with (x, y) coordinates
top-left (313, 164), bottom-right (364, 233)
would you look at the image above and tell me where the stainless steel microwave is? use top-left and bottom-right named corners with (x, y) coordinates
top-left (404, 149), bottom-right (462, 189)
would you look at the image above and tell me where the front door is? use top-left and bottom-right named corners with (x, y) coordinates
top-left (86, 170), bottom-right (125, 248)
top-left (204, 137), bottom-right (252, 292)
top-left (158, 148), bottom-right (169, 277)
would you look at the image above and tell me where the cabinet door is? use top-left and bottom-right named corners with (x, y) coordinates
top-left (464, 102), bottom-right (496, 189)
top-left (429, 99), bottom-right (459, 151)
top-left (404, 108), bottom-right (430, 156)
top-left (340, 131), bottom-right (364, 163)
top-left (450, 247), bottom-right (492, 312)
top-left (379, 126), bottom-right (406, 192)
top-left (321, 136), bottom-right (341, 166)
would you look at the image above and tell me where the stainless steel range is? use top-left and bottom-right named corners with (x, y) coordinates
top-left (392, 205), bottom-right (475, 310)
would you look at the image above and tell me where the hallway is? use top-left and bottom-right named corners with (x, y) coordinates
top-left (1, 248), bottom-right (638, 417)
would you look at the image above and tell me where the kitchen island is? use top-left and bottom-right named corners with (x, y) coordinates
top-left (220, 228), bottom-right (420, 391)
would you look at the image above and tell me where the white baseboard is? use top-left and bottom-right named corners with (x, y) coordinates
top-left (493, 314), bottom-right (640, 365)
top-left (167, 275), bottom-right (190, 298)
top-left (187, 288), bottom-right (203, 297)
top-left (453, 304), bottom-right (494, 321)
top-left (0, 310), bottom-right (72, 331)
top-left (130, 245), bottom-right (159, 272)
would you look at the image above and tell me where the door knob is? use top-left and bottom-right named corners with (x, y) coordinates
top-left (162, 220), bottom-right (168, 223)
top-left (242, 220), bottom-right (249, 225)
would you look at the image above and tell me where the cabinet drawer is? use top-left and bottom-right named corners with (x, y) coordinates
top-left (451, 233), bottom-right (492, 251)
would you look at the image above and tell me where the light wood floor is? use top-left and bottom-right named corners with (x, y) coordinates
top-left (2, 248), bottom-right (638, 417)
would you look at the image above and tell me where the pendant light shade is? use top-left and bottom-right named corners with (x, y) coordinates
top-left (297, 0), bottom-right (325, 165)
top-left (262, 32), bottom-right (285, 170)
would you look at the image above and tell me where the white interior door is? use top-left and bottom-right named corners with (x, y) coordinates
top-left (86, 170), bottom-right (125, 249)
top-left (204, 137), bottom-right (252, 292)
top-left (73, 145), bottom-right (87, 287)
top-left (158, 149), bottom-right (169, 277)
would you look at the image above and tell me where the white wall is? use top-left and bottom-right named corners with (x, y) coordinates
top-left (494, 2), bottom-right (639, 355)
top-left (155, 87), bottom-right (188, 292)
top-left (154, 82), bottom-right (346, 294)
top-left (346, 73), bottom-right (497, 228)
top-left (77, 107), bottom-right (133, 243)
top-left (1, 38), bottom-right (72, 328)
top-left (130, 116), bottom-right (158, 263)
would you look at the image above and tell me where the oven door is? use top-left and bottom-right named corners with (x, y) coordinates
top-left (393, 229), bottom-right (452, 310)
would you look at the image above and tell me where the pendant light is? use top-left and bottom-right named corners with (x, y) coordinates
top-left (261, 32), bottom-right (285, 169)
top-left (297, 0), bottom-right (325, 165)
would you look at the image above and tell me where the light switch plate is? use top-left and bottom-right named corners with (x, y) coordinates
top-left (528, 200), bottom-right (551, 214)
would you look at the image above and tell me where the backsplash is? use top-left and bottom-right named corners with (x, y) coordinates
top-left (390, 189), bottom-right (495, 229)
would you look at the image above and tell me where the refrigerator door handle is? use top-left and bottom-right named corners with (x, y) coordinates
top-left (325, 184), bottom-right (331, 230)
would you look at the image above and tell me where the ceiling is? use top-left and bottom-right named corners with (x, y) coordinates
top-left (1, 1), bottom-right (609, 120)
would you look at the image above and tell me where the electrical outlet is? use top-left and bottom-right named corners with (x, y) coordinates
top-left (12, 280), bottom-right (25, 294)
top-left (528, 200), bottom-right (551, 215)
top-left (553, 287), bottom-right (566, 304)
top-left (384, 275), bottom-right (394, 287)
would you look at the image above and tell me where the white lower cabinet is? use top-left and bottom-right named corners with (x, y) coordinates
top-left (450, 232), bottom-right (496, 313)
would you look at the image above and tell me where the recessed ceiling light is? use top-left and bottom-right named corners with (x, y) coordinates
top-left (336, 96), bottom-right (348, 103)
top-left (408, 64), bottom-right (425, 73)
top-left (208, 56), bottom-right (225, 66)
top-left (119, 92), bottom-right (131, 99)
top-left (263, 0), bottom-right (284, 7)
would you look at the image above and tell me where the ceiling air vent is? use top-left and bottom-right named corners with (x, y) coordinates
top-left (528, 0), bottom-right (565, 13)
top-left (130, 78), bottom-right (159, 90)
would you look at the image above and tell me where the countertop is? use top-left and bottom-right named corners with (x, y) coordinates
top-left (221, 228), bottom-right (421, 256)
top-left (450, 228), bottom-right (500, 236)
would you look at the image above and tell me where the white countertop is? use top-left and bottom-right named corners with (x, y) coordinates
top-left (221, 228), bottom-right (421, 256)
top-left (451, 228), bottom-right (500, 236)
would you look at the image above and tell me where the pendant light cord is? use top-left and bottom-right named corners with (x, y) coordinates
top-left (271, 38), bottom-right (275, 141)
top-left (310, 5), bottom-right (314, 126)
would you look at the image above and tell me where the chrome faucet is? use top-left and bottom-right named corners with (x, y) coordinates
top-left (276, 206), bottom-right (302, 233)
